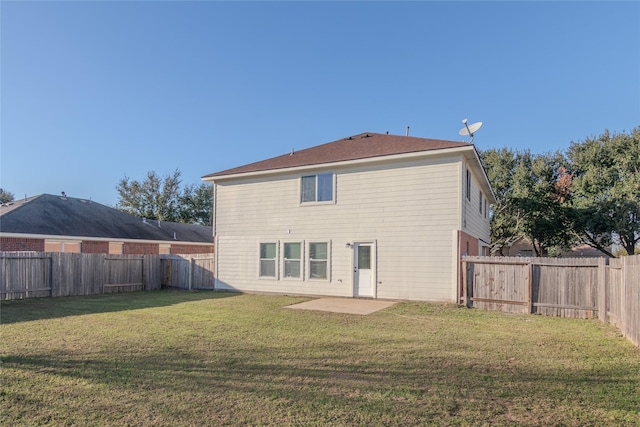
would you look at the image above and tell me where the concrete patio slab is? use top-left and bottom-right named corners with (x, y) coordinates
top-left (285, 297), bottom-right (397, 315)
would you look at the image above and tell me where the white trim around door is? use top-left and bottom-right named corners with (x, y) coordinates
top-left (353, 242), bottom-right (376, 298)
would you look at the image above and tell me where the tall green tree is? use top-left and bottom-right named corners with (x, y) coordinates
top-left (116, 169), bottom-right (182, 222)
top-left (480, 148), bottom-right (521, 255)
top-left (511, 151), bottom-right (574, 256)
top-left (0, 188), bottom-right (15, 204)
top-left (566, 127), bottom-right (640, 256)
top-left (481, 149), bottom-right (574, 257)
top-left (179, 183), bottom-right (213, 226)
top-left (116, 169), bottom-right (212, 225)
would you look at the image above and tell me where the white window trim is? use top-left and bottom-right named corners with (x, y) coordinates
top-left (300, 172), bottom-right (336, 205)
top-left (282, 241), bottom-right (304, 280)
top-left (307, 241), bottom-right (331, 281)
top-left (258, 241), bottom-right (279, 279)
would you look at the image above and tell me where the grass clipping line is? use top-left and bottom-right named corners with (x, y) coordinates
top-left (1, 291), bottom-right (639, 426)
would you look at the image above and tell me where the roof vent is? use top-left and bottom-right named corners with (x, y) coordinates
top-left (406, 126), bottom-right (410, 136)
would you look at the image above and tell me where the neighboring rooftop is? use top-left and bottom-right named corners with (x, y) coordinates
top-left (0, 194), bottom-right (212, 243)
top-left (203, 132), bottom-right (471, 178)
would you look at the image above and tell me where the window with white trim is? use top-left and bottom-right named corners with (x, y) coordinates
top-left (308, 242), bottom-right (328, 279)
top-left (301, 173), bottom-right (333, 203)
top-left (259, 243), bottom-right (277, 278)
top-left (283, 242), bottom-right (301, 278)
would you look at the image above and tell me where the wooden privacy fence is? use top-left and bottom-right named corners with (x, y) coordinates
top-left (160, 254), bottom-right (215, 290)
top-left (1, 252), bottom-right (161, 300)
top-left (461, 255), bottom-right (640, 347)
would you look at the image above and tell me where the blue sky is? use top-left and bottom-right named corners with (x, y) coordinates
top-left (2, 1), bottom-right (638, 206)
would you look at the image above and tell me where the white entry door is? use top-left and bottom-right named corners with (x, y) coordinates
top-left (354, 243), bottom-right (374, 297)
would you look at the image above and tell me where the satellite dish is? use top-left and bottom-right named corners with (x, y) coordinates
top-left (458, 118), bottom-right (483, 142)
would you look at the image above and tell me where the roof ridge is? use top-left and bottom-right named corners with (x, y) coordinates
top-left (203, 132), bottom-right (471, 179)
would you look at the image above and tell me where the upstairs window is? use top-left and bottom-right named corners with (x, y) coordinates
top-left (466, 169), bottom-right (471, 201)
top-left (259, 243), bottom-right (277, 278)
top-left (301, 173), bottom-right (333, 203)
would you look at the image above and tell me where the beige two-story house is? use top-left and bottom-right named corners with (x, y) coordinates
top-left (203, 132), bottom-right (495, 302)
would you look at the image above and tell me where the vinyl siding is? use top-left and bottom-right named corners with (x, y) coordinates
top-left (214, 154), bottom-right (472, 301)
top-left (462, 161), bottom-right (491, 252)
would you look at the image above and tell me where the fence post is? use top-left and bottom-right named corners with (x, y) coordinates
top-left (597, 257), bottom-right (608, 322)
top-left (620, 256), bottom-right (627, 339)
top-left (527, 262), bottom-right (533, 314)
top-left (188, 256), bottom-right (193, 291)
top-left (142, 255), bottom-right (148, 290)
top-left (461, 260), bottom-right (468, 307)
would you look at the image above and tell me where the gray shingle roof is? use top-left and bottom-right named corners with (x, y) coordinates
top-left (0, 194), bottom-right (212, 243)
top-left (203, 132), bottom-right (471, 178)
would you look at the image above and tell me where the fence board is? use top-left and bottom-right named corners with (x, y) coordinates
top-left (0, 252), bottom-right (169, 299)
top-left (607, 259), bottom-right (623, 326)
top-left (0, 252), bottom-right (52, 300)
top-left (619, 255), bottom-right (640, 346)
top-left (160, 254), bottom-right (215, 290)
top-left (463, 254), bottom-right (640, 347)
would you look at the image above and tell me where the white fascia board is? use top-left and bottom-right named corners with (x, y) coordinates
top-left (0, 232), bottom-right (214, 246)
top-left (203, 145), bottom-right (475, 183)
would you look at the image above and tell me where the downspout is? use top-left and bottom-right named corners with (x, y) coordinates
top-left (212, 182), bottom-right (217, 237)
top-left (212, 182), bottom-right (218, 290)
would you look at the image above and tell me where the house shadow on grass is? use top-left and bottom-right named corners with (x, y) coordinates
top-left (3, 339), bottom-right (639, 425)
top-left (0, 289), bottom-right (240, 325)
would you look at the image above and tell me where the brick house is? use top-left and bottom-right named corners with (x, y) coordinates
top-left (0, 194), bottom-right (213, 254)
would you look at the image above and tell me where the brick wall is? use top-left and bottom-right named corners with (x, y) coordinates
top-left (0, 237), bottom-right (45, 252)
top-left (459, 231), bottom-right (479, 257)
top-left (123, 242), bottom-right (159, 255)
top-left (81, 240), bottom-right (109, 254)
top-left (170, 244), bottom-right (214, 254)
top-left (457, 230), bottom-right (480, 303)
top-left (1, 237), bottom-right (213, 255)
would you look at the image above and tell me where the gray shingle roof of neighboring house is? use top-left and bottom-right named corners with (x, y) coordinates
top-left (0, 194), bottom-right (212, 243)
top-left (203, 132), bottom-right (472, 178)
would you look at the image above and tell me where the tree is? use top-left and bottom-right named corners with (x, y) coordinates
top-left (511, 151), bottom-right (574, 257)
top-left (179, 183), bottom-right (213, 226)
top-left (115, 169), bottom-right (212, 225)
top-left (0, 188), bottom-right (15, 204)
top-left (480, 148), bottom-right (521, 255)
top-left (566, 127), bottom-right (640, 256)
top-left (481, 149), bottom-right (574, 257)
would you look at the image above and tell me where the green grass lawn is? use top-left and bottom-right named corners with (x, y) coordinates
top-left (1, 291), bottom-right (639, 426)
